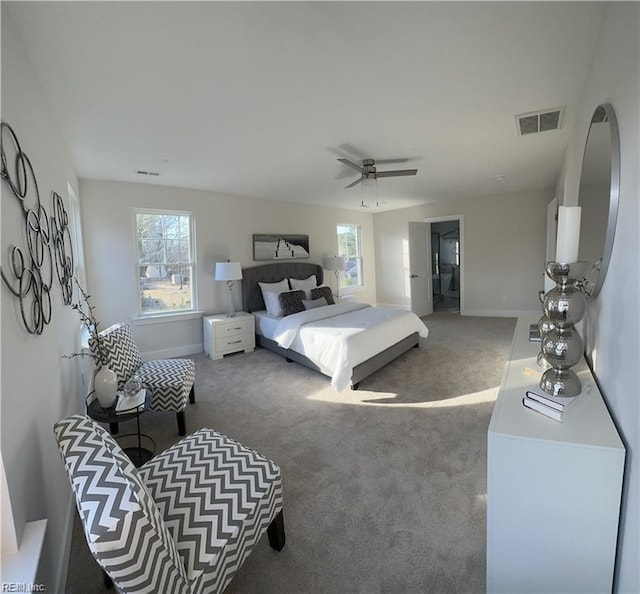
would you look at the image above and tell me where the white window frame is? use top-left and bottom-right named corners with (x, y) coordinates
top-left (336, 223), bottom-right (364, 292)
top-left (134, 208), bottom-right (197, 318)
top-left (66, 183), bottom-right (86, 285)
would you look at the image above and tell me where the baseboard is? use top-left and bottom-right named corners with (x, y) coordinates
top-left (56, 495), bottom-right (76, 594)
top-left (374, 305), bottom-right (538, 319)
top-left (141, 343), bottom-right (203, 361)
top-left (462, 309), bottom-right (540, 318)
top-left (375, 303), bottom-right (411, 310)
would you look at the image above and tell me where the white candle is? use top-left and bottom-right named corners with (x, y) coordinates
top-left (555, 206), bottom-right (582, 263)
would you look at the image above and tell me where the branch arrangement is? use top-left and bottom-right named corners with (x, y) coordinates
top-left (62, 278), bottom-right (106, 366)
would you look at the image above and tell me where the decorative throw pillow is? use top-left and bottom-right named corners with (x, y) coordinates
top-left (302, 297), bottom-right (328, 310)
top-left (90, 323), bottom-right (142, 384)
top-left (310, 286), bottom-right (335, 305)
top-left (278, 290), bottom-right (305, 317)
top-left (289, 275), bottom-right (317, 299)
top-left (258, 279), bottom-right (290, 317)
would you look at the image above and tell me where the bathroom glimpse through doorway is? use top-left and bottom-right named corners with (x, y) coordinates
top-left (431, 220), bottom-right (461, 313)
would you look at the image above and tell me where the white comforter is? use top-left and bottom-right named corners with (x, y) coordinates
top-left (273, 302), bottom-right (429, 391)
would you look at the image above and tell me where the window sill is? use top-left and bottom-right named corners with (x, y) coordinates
top-left (132, 310), bottom-right (204, 326)
top-left (0, 519), bottom-right (47, 586)
top-left (340, 286), bottom-right (365, 295)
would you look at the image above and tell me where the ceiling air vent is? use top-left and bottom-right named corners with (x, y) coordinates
top-left (516, 107), bottom-right (565, 136)
top-left (135, 169), bottom-right (160, 177)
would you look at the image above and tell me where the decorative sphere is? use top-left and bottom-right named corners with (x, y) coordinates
top-left (124, 375), bottom-right (143, 398)
top-left (543, 285), bottom-right (586, 325)
top-left (538, 315), bottom-right (556, 337)
top-left (541, 328), bottom-right (583, 368)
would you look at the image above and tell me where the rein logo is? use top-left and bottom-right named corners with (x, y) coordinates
top-left (1, 584), bottom-right (46, 592)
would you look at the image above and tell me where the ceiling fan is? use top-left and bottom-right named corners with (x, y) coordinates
top-left (337, 157), bottom-right (418, 189)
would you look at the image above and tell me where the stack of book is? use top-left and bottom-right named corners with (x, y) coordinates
top-left (522, 390), bottom-right (579, 422)
top-left (528, 324), bottom-right (542, 342)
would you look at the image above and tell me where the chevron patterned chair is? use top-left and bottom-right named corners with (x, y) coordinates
top-left (91, 322), bottom-right (195, 436)
top-left (55, 414), bottom-right (286, 593)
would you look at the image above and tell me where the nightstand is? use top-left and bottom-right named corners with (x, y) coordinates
top-left (203, 312), bottom-right (255, 360)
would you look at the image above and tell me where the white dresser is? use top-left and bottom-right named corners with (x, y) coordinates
top-left (203, 312), bottom-right (255, 360)
top-left (487, 316), bottom-right (625, 594)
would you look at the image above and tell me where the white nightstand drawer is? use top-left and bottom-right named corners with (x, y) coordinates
top-left (215, 319), bottom-right (252, 337)
top-left (215, 333), bottom-right (253, 353)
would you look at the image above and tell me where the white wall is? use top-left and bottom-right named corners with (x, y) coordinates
top-left (373, 189), bottom-right (552, 315)
top-left (79, 179), bottom-right (376, 357)
top-left (558, 4), bottom-right (639, 591)
top-left (1, 11), bottom-right (85, 591)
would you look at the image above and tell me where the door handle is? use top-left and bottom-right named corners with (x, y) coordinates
top-left (409, 274), bottom-right (419, 279)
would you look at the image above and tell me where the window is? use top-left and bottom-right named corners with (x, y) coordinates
top-left (337, 224), bottom-right (363, 290)
top-left (67, 183), bottom-right (85, 281)
top-left (135, 210), bottom-right (195, 315)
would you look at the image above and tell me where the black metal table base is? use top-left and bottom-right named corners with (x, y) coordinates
top-left (115, 429), bottom-right (156, 468)
top-left (86, 390), bottom-right (155, 468)
top-left (123, 444), bottom-right (154, 466)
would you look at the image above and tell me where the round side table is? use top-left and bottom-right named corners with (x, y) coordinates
top-left (86, 389), bottom-right (155, 467)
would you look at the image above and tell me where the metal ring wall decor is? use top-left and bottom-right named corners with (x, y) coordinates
top-left (52, 191), bottom-right (74, 305)
top-left (0, 121), bottom-right (73, 333)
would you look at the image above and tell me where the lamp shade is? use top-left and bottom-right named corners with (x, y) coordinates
top-left (324, 256), bottom-right (346, 272)
top-left (215, 261), bottom-right (243, 281)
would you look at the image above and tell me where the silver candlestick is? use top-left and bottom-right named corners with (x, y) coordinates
top-left (539, 261), bottom-right (589, 397)
top-left (536, 290), bottom-right (553, 369)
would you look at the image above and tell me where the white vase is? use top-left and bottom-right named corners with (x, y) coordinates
top-left (94, 366), bottom-right (118, 408)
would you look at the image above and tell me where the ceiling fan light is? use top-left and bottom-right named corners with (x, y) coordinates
top-left (361, 176), bottom-right (378, 206)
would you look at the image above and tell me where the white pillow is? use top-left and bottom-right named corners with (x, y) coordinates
top-left (289, 275), bottom-right (317, 299)
top-left (259, 279), bottom-right (290, 317)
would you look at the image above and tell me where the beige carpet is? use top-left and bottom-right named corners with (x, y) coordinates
top-left (65, 314), bottom-right (516, 594)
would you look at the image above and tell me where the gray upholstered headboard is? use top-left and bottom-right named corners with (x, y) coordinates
top-left (242, 262), bottom-right (324, 313)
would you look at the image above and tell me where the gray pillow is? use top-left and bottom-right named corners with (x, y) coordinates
top-left (302, 297), bottom-right (328, 310)
top-left (310, 286), bottom-right (335, 305)
top-left (278, 290), bottom-right (305, 317)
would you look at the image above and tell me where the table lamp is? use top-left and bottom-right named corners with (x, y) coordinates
top-left (215, 261), bottom-right (243, 317)
top-left (324, 256), bottom-right (346, 298)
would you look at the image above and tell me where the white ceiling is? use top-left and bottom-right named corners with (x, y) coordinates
top-left (6, 1), bottom-right (607, 212)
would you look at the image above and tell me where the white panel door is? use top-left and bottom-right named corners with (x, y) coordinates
top-left (408, 221), bottom-right (432, 317)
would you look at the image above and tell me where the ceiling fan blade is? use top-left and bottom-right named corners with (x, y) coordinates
top-left (337, 158), bottom-right (364, 173)
top-left (345, 176), bottom-right (363, 189)
top-left (375, 158), bottom-right (410, 165)
top-left (376, 169), bottom-right (418, 178)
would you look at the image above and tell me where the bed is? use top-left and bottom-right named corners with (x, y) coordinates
top-left (241, 262), bottom-right (429, 391)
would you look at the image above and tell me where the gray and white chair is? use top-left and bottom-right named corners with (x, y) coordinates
top-left (54, 414), bottom-right (285, 593)
top-left (91, 322), bottom-right (195, 435)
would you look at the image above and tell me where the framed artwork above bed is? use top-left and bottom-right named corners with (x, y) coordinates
top-left (253, 234), bottom-right (310, 261)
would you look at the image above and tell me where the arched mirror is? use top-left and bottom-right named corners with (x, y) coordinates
top-left (577, 103), bottom-right (620, 300)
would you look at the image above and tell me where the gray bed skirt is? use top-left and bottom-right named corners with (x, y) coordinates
top-left (257, 331), bottom-right (420, 390)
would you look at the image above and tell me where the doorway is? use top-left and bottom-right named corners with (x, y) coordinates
top-left (431, 220), bottom-right (460, 313)
top-left (409, 215), bottom-right (463, 317)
